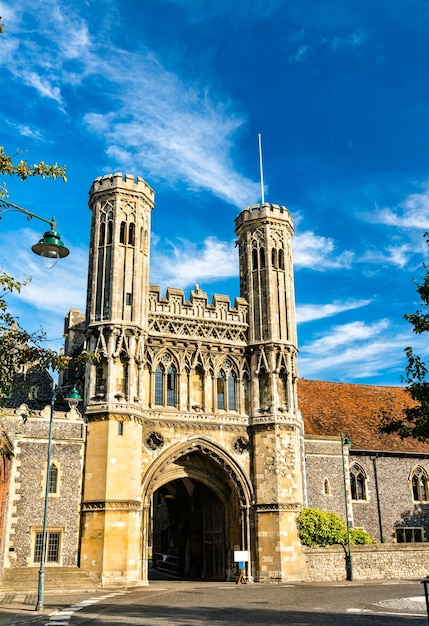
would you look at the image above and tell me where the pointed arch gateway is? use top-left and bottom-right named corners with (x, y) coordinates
top-left (141, 437), bottom-right (254, 584)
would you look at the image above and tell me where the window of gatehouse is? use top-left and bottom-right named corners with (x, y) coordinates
top-left (411, 466), bottom-right (429, 502)
top-left (154, 360), bottom-right (177, 408)
top-left (395, 527), bottom-right (424, 543)
top-left (350, 464), bottom-right (367, 501)
top-left (48, 463), bottom-right (58, 495)
top-left (323, 478), bottom-right (331, 496)
top-left (217, 374), bottom-right (225, 410)
top-left (33, 530), bottom-right (61, 564)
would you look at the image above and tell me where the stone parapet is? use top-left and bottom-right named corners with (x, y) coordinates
top-left (234, 203), bottom-right (293, 231)
top-left (89, 172), bottom-right (155, 203)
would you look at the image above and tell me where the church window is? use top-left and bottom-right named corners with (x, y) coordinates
top-left (118, 421), bottom-right (124, 436)
top-left (48, 463), bottom-right (58, 494)
top-left (260, 248), bottom-right (265, 268)
top-left (28, 386), bottom-right (39, 400)
top-left (120, 221), bottom-right (126, 244)
top-left (411, 467), bottom-right (429, 502)
top-left (155, 366), bottom-right (163, 405)
top-left (128, 222), bottom-right (135, 246)
top-left (350, 464), bottom-right (367, 501)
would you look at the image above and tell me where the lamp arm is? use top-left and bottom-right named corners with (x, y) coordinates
top-left (0, 199), bottom-right (56, 229)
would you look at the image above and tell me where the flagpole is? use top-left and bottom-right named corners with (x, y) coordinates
top-left (258, 133), bottom-right (265, 204)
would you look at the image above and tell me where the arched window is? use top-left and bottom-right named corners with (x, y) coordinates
top-left (107, 220), bottom-right (113, 244)
top-left (99, 222), bottom-right (106, 246)
top-left (166, 366), bottom-right (176, 407)
top-left (260, 248), bottom-right (265, 268)
top-left (120, 221), bottom-right (126, 244)
top-left (252, 249), bottom-right (258, 270)
top-left (48, 463), bottom-right (58, 494)
top-left (228, 373), bottom-right (236, 411)
top-left (411, 467), bottom-right (429, 502)
top-left (217, 374), bottom-right (225, 410)
top-left (278, 248), bottom-right (285, 270)
top-left (155, 366), bottom-right (163, 405)
top-left (323, 478), bottom-right (331, 496)
top-left (350, 464), bottom-right (367, 501)
top-left (128, 223), bottom-right (135, 246)
top-left (271, 248), bottom-right (278, 268)
top-left (243, 372), bottom-right (250, 415)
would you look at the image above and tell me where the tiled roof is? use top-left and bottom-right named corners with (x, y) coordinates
top-left (298, 378), bottom-right (429, 454)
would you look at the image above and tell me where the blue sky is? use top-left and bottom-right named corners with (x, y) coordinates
top-left (1, 0), bottom-right (429, 385)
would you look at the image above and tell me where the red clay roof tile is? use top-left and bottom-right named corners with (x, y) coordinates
top-left (298, 378), bottom-right (429, 453)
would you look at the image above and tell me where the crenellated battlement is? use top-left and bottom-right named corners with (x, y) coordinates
top-left (234, 202), bottom-right (293, 231)
top-left (148, 284), bottom-right (248, 324)
top-left (89, 172), bottom-right (155, 203)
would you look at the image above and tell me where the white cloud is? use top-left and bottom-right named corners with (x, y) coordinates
top-left (368, 183), bottom-right (429, 229)
top-left (297, 299), bottom-right (371, 323)
top-left (1, 1), bottom-right (260, 208)
top-left (327, 31), bottom-right (369, 52)
top-left (289, 45), bottom-right (314, 64)
top-left (360, 244), bottom-right (412, 269)
top-left (293, 230), bottom-right (354, 270)
top-left (151, 237), bottom-right (237, 291)
top-left (297, 319), bottom-right (410, 380)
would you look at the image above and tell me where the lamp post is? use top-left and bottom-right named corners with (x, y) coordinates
top-left (341, 433), bottom-right (353, 581)
top-left (35, 382), bottom-right (81, 612)
top-left (0, 199), bottom-right (69, 268)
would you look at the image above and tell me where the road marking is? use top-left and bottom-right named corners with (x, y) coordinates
top-left (43, 591), bottom-right (131, 625)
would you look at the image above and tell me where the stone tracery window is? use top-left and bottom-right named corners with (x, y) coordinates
top-left (350, 464), bottom-right (367, 501)
top-left (154, 359), bottom-right (177, 408)
top-left (216, 362), bottom-right (237, 412)
top-left (411, 466), bottom-right (429, 502)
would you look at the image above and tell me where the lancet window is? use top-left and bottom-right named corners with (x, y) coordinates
top-left (411, 466), bottom-right (429, 502)
top-left (154, 357), bottom-right (178, 408)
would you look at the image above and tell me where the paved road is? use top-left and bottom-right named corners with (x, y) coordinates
top-left (56, 580), bottom-right (429, 626)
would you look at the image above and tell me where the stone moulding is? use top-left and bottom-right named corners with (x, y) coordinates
top-left (82, 500), bottom-right (142, 512)
top-left (254, 503), bottom-right (302, 513)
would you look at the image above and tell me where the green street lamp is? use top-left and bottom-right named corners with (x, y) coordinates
top-left (0, 200), bottom-right (69, 268)
top-left (341, 433), bottom-right (353, 581)
top-left (35, 384), bottom-right (82, 612)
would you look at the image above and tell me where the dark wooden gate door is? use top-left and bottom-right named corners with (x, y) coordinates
top-left (202, 494), bottom-right (225, 580)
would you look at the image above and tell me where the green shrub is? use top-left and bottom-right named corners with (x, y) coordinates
top-left (297, 508), bottom-right (375, 547)
top-left (297, 508), bottom-right (347, 547)
top-left (350, 527), bottom-right (375, 544)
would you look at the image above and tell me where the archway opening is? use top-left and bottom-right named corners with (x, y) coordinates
top-left (147, 449), bottom-right (245, 582)
top-left (151, 479), bottom-right (225, 580)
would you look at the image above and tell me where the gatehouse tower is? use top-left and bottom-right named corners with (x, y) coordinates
top-left (78, 173), bottom-right (306, 586)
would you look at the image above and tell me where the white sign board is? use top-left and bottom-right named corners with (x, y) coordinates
top-left (233, 550), bottom-right (249, 562)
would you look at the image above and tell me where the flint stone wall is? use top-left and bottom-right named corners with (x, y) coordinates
top-left (304, 543), bottom-right (429, 581)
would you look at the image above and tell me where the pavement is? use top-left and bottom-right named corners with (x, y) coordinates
top-left (0, 578), bottom-right (428, 626)
top-left (0, 590), bottom-right (112, 626)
